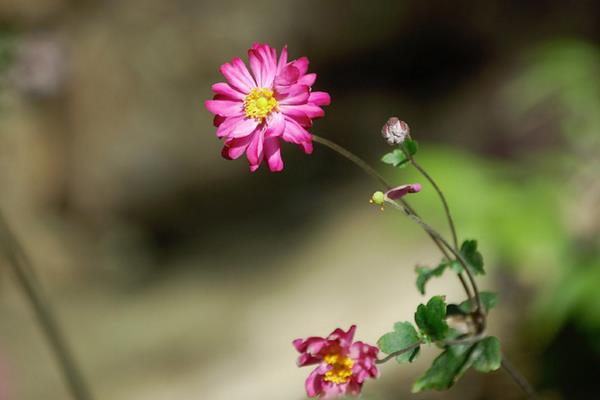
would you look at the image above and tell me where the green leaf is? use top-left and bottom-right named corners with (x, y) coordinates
top-left (412, 337), bottom-right (503, 392)
top-left (412, 344), bottom-right (478, 392)
top-left (377, 322), bottom-right (421, 364)
top-left (415, 263), bottom-right (446, 295)
top-left (414, 296), bottom-right (449, 341)
top-left (459, 291), bottom-right (499, 313)
top-left (460, 240), bottom-right (485, 275)
top-left (404, 138), bottom-right (418, 155)
top-left (381, 149), bottom-right (409, 167)
top-left (473, 337), bottom-right (502, 372)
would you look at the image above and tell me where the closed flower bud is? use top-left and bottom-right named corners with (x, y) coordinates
top-left (381, 117), bottom-right (410, 145)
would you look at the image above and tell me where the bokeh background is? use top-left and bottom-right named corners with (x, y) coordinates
top-left (0, 1), bottom-right (599, 399)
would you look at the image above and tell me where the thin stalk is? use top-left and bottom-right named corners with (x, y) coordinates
top-left (312, 134), bottom-right (481, 310)
top-left (403, 147), bottom-right (459, 250)
top-left (0, 212), bottom-right (94, 400)
top-left (401, 147), bottom-right (473, 304)
top-left (387, 200), bottom-right (484, 317)
top-left (501, 356), bottom-right (537, 398)
top-left (376, 341), bottom-right (423, 364)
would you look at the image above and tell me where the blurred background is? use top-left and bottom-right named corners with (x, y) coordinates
top-left (0, 1), bottom-right (598, 399)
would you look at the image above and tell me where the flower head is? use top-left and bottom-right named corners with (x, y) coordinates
top-left (205, 43), bottom-right (331, 172)
top-left (381, 117), bottom-right (409, 145)
top-left (293, 325), bottom-right (379, 398)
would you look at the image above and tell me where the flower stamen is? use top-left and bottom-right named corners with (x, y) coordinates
top-left (244, 87), bottom-right (278, 121)
top-left (323, 354), bottom-right (354, 385)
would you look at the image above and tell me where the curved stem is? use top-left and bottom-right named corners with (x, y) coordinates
top-left (404, 149), bottom-right (459, 250)
top-left (402, 149), bottom-right (473, 303)
top-left (312, 134), bottom-right (481, 312)
top-left (387, 200), bottom-right (484, 317)
top-left (0, 212), bottom-right (94, 400)
top-left (502, 357), bottom-right (537, 398)
top-left (376, 341), bottom-right (423, 364)
top-left (312, 134), bottom-right (391, 190)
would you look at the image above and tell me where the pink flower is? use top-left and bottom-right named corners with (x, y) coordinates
top-left (205, 43), bottom-right (331, 172)
top-left (293, 325), bottom-right (379, 398)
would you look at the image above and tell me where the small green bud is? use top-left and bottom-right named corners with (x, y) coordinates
top-left (370, 191), bottom-right (385, 205)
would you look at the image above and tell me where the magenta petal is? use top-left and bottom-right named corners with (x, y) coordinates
top-left (298, 72), bottom-right (317, 86)
top-left (264, 137), bottom-right (283, 172)
top-left (327, 325), bottom-right (356, 350)
top-left (205, 99), bottom-right (244, 117)
top-left (292, 56), bottom-right (309, 76)
top-left (219, 60), bottom-right (255, 93)
top-left (274, 64), bottom-right (300, 87)
top-left (385, 184), bottom-right (422, 200)
top-left (213, 115), bottom-right (226, 127)
top-left (305, 367), bottom-right (323, 397)
top-left (281, 107), bottom-right (312, 128)
top-left (251, 43), bottom-right (277, 88)
top-left (278, 84), bottom-right (310, 105)
top-left (211, 82), bottom-right (245, 100)
top-left (281, 104), bottom-right (325, 120)
top-left (282, 116), bottom-right (313, 153)
top-left (277, 45), bottom-right (288, 73)
top-left (308, 91), bottom-right (331, 106)
top-left (265, 112), bottom-right (285, 138)
top-left (246, 130), bottom-right (265, 171)
top-left (221, 135), bottom-right (253, 160)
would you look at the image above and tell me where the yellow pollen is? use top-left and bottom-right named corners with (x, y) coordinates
top-left (323, 354), bottom-right (354, 385)
top-left (244, 87), bottom-right (278, 121)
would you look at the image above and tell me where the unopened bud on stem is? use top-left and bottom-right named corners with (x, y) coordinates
top-left (381, 117), bottom-right (410, 145)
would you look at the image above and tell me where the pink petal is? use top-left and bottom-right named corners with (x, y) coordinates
top-left (291, 56), bottom-right (309, 76)
top-left (211, 82), bottom-right (245, 100)
top-left (213, 115), bottom-right (226, 127)
top-left (205, 99), bottom-right (244, 117)
top-left (274, 64), bottom-right (300, 87)
top-left (281, 104), bottom-right (325, 120)
top-left (264, 137), bottom-right (283, 172)
top-left (265, 112), bottom-right (285, 138)
top-left (251, 43), bottom-right (277, 88)
top-left (281, 107), bottom-right (312, 128)
top-left (217, 116), bottom-right (259, 139)
top-left (221, 135), bottom-right (253, 160)
top-left (283, 116), bottom-right (313, 153)
top-left (298, 73), bottom-right (317, 86)
top-left (308, 91), bottom-right (331, 106)
top-left (327, 325), bottom-right (356, 350)
top-left (276, 45), bottom-right (288, 73)
top-left (305, 367), bottom-right (324, 397)
top-left (246, 130), bottom-right (265, 171)
top-left (385, 184), bottom-right (422, 200)
top-left (278, 84), bottom-right (310, 105)
top-left (219, 59), bottom-right (255, 93)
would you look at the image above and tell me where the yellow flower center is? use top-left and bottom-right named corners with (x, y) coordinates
top-left (244, 87), bottom-right (278, 121)
top-left (323, 354), bottom-right (354, 385)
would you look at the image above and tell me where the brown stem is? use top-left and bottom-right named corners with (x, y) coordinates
top-left (0, 212), bottom-right (94, 400)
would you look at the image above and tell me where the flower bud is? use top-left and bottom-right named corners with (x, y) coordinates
top-left (385, 183), bottom-right (421, 200)
top-left (370, 191), bottom-right (385, 205)
top-left (381, 117), bottom-right (410, 145)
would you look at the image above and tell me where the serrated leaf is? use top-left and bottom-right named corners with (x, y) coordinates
top-left (460, 240), bottom-right (485, 275)
top-left (412, 344), bottom-right (478, 392)
top-left (404, 138), bottom-right (418, 155)
top-left (473, 337), bottom-right (502, 372)
top-left (414, 296), bottom-right (449, 341)
top-left (415, 263), bottom-right (446, 295)
top-left (377, 322), bottom-right (421, 364)
top-left (459, 291), bottom-right (499, 313)
top-left (381, 149), bottom-right (409, 167)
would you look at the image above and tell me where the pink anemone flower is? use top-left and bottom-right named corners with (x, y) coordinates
top-left (205, 43), bottom-right (331, 172)
top-left (293, 325), bottom-right (379, 398)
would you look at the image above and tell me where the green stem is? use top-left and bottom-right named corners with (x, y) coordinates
top-left (402, 146), bottom-right (474, 305)
top-left (312, 134), bottom-right (476, 306)
top-left (0, 212), bottom-right (94, 400)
